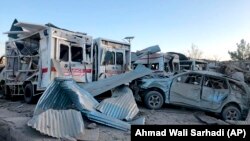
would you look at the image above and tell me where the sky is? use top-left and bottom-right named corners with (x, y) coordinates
top-left (0, 0), bottom-right (250, 60)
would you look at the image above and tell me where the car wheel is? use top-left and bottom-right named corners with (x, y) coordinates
top-left (144, 91), bottom-right (164, 109)
top-left (24, 83), bottom-right (35, 104)
top-left (222, 105), bottom-right (241, 120)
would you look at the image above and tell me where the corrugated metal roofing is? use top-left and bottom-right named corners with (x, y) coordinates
top-left (136, 45), bottom-right (161, 58)
top-left (82, 65), bottom-right (153, 96)
top-left (87, 111), bottom-right (131, 131)
top-left (33, 75), bottom-right (151, 131)
top-left (28, 109), bottom-right (85, 138)
top-left (96, 86), bottom-right (139, 121)
top-left (33, 78), bottom-right (131, 131)
top-left (34, 78), bottom-right (99, 115)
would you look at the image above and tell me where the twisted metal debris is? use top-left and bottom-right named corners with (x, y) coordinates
top-left (82, 65), bottom-right (153, 96)
top-left (97, 86), bottom-right (139, 120)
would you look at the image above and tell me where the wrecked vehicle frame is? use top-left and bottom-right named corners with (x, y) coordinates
top-left (132, 71), bottom-right (250, 120)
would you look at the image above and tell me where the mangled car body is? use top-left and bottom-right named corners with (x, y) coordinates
top-left (131, 45), bottom-right (180, 76)
top-left (134, 71), bottom-right (250, 120)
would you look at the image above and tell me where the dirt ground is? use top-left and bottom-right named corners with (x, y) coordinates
top-left (0, 95), bottom-right (249, 141)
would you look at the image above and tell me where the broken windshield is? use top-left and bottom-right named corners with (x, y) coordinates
top-left (71, 46), bottom-right (83, 62)
top-left (60, 44), bottom-right (69, 62)
top-left (116, 52), bottom-right (123, 65)
top-left (103, 51), bottom-right (115, 65)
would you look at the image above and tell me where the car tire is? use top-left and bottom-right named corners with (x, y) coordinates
top-left (144, 91), bottom-right (164, 109)
top-left (24, 83), bottom-right (35, 104)
top-left (222, 105), bottom-right (241, 120)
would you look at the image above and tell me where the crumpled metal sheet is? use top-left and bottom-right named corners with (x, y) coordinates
top-left (28, 109), bottom-right (85, 138)
top-left (87, 111), bottom-right (131, 131)
top-left (33, 80), bottom-right (72, 115)
top-left (135, 45), bottom-right (161, 58)
top-left (34, 78), bottom-right (99, 115)
top-left (82, 65), bottom-right (153, 96)
top-left (33, 78), bottom-right (131, 131)
top-left (59, 79), bottom-right (99, 113)
top-left (96, 86), bottom-right (139, 121)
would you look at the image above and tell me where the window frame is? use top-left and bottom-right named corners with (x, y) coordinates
top-left (116, 52), bottom-right (124, 65)
top-left (71, 46), bottom-right (83, 62)
top-left (59, 44), bottom-right (69, 62)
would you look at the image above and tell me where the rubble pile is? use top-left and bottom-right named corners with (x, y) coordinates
top-left (27, 65), bottom-right (152, 140)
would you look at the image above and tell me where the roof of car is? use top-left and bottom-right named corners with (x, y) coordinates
top-left (192, 70), bottom-right (225, 77)
top-left (181, 70), bottom-right (244, 83)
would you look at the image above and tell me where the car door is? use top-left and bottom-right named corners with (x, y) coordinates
top-left (70, 45), bottom-right (88, 82)
top-left (100, 49), bottom-right (116, 79)
top-left (115, 50), bottom-right (125, 74)
top-left (170, 73), bottom-right (202, 107)
top-left (58, 40), bottom-right (71, 78)
top-left (201, 76), bottom-right (229, 110)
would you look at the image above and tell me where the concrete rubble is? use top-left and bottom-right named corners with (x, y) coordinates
top-left (28, 65), bottom-right (152, 139)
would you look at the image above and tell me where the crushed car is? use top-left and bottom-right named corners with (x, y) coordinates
top-left (132, 71), bottom-right (250, 120)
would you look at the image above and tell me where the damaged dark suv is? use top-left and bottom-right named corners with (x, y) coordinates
top-left (136, 71), bottom-right (250, 120)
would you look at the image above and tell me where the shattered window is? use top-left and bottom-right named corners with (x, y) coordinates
top-left (71, 46), bottom-right (83, 62)
top-left (229, 80), bottom-right (246, 94)
top-left (203, 76), bottom-right (228, 89)
top-left (173, 63), bottom-right (179, 72)
top-left (164, 63), bottom-right (169, 72)
top-left (176, 73), bottom-right (202, 85)
top-left (60, 44), bottom-right (69, 62)
top-left (116, 52), bottom-right (123, 65)
top-left (184, 74), bottom-right (202, 85)
top-left (103, 51), bottom-right (115, 65)
top-left (151, 63), bottom-right (159, 70)
top-left (85, 45), bottom-right (91, 61)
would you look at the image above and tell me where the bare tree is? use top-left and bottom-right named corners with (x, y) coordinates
top-left (213, 55), bottom-right (221, 62)
top-left (187, 44), bottom-right (203, 59)
top-left (228, 39), bottom-right (250, 60)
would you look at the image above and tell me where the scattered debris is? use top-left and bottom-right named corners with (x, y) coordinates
top-left (16, 104), bottom-right (24, 109)
top-left (87, 123), bottom-right (97, 129)
top-left (129, 117), bottom-right (146, 125)
top-left (32, 73), bottom-right (149, 134)
top-left (194, 112), bottom-right (229, 125)
top-left (97, 85), bottom-right (139, 121)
